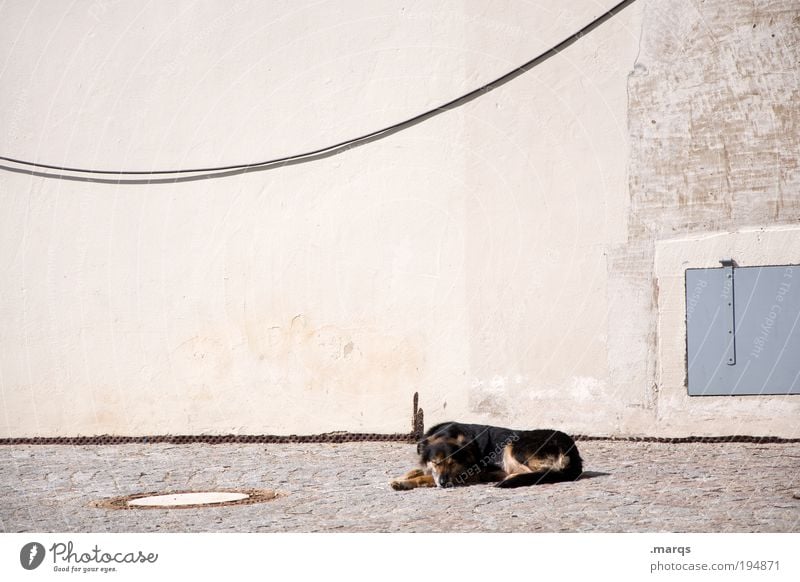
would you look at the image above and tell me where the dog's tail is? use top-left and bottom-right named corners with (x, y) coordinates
top-left (495, 469), bottom-right (578, 488)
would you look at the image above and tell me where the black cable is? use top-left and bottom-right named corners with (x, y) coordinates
top-left (0, 0), bottom-right (637, 179)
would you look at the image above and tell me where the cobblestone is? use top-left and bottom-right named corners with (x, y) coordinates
top-left (1, 441), bottom-right (798, 532)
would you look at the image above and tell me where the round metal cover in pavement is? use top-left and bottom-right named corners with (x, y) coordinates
top-left (93, 489), bottom-right (281, 509)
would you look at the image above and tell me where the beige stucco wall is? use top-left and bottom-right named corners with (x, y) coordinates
top-left (0, 0), bottom-right (797, 438)
top-left (619, 0), bottom-right (800, 436)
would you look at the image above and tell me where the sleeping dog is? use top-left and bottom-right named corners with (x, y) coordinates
top-left (390, 421), bottom-right (583, 489)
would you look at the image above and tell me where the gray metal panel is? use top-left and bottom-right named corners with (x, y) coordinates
top-left (686, 265), bottom-right (800, 396)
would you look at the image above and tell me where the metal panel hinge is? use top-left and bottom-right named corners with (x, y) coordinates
top-left (719, 258), bottom-right (737, 365)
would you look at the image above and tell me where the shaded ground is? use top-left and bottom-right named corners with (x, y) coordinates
top-left (1, 440), bottom-right (798, 532)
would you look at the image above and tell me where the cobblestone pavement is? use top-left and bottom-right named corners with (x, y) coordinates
top-left (1, 441), bottom-right (798, 532)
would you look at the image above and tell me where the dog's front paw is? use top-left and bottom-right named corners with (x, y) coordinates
top-left (390, 479), bottom-right (412, 491)
top-left (403, 468), bottom-right (425, 479)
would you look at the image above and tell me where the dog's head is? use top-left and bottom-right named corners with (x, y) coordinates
top-left (418, 432), bottom-right (479, 487)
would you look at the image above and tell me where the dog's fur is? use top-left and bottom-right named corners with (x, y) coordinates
top-left (390, 421), bottom-right (583, 490)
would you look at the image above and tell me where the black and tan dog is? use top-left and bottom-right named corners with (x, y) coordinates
top-left (390, 421), bottom-right (583, 490)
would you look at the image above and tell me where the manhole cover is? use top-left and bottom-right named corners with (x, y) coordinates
top-left (93, 489), bottom-right (282, 510)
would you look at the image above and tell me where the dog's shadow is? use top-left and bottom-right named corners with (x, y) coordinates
top-left (577, 471), bottom-right (611, 480)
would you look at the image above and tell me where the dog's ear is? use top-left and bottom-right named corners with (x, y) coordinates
top-left (416, 437), bottom-right (428, 456)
